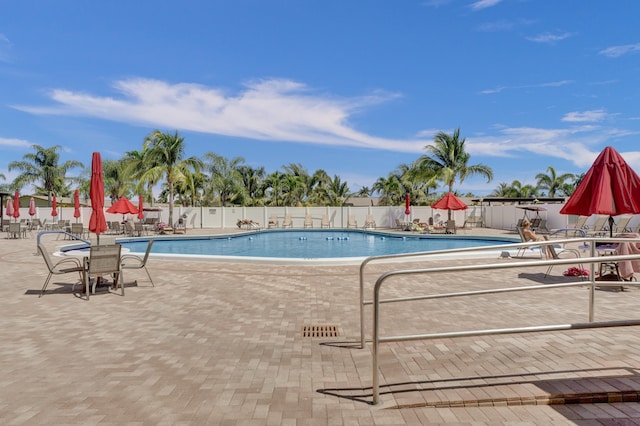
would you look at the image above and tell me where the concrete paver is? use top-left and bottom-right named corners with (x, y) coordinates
top-left (2, 227), bottom-right (640, 424)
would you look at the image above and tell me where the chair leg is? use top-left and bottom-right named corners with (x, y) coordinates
top-left (40, 273), bottom-right (53, 297)
top-left (144, 267), bottom-right (154, 287)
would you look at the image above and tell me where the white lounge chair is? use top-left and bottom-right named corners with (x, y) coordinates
top-left (304, 214), bottom-right (313, 228)
top-left (320, 214), bottom-right (330, 228)
top-left (282, 215), bottom-right (293, 228)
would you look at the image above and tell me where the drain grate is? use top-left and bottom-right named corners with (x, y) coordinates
top-left (301, 325), bottom-right (339, 338)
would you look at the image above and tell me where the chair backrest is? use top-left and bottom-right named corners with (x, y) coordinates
top-left (574, 215), bottom-right (589, 229)
top-left (591, 215), bottom-right (607, 231)
top-left (71, 223), bottom-right (83, 234)
top-left (304, 214), bottom-right (312, 224)
top-left (516, 226), bottom-right (527, 242)
top-left (37, 244), bottom-right (55, 273)
top-left (614, 216), bottom-right (632, 233)
top-left (134, 222), bottom-right (143, 231)
top-left (283, 215), bottom-right (292, 225)
top-left (87, 244), bottom-right (122, 275)
top-left (9, 222), bottom-right (20, 233)
top-left (546, 242), bottom-right (560, 260)
top-left (141, 240), bottom-right (154, 265)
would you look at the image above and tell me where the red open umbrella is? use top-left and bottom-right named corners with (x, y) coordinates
top-left (51, 194), bottom-right (58, 217)
top-left (560, 146), bottom-right (640, 237)
top-left (12, 191), bottom-right (20, 221)
top-left (73, 189), bottom-right (81, 221)
top-left (432, 192), bottom-right (467, 221)
top-left (106, 197), bottom-right (139, 215)
top-left (89, 152), bottom-right (107, 243)
top-left (137, 194), bottom-right (144, 220)
top-left (404, 193), bottom-right (411, 216)
top-left (28, 197), bottom-right (36, 217)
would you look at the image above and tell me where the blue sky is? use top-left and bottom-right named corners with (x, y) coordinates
top-left (1, 0), bottom-right (639, 196)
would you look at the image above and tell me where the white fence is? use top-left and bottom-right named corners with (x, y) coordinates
top-left (14, 203), bottom-right (640, 233)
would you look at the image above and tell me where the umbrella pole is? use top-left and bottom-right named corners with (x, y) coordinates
top-left (609, 216), bottom-right (615, 238)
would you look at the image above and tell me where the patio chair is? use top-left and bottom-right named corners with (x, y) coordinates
top-left (445, 220), bottom-right (456, 234)
top-left (37, 244), bottom-right (84, 297)
top-left (7, 222), bottom-right (22, 239)
top-left (347, 215), bottom-right (357, 228)
top-left (545, 243), bottom-right (584, 279)
top-left (281, 215), bottom-right (293, 228)
top-left (363, 215), bottom-right (376, 229)
top-left (267, 214), bottom-right (279, 228)
top-left (134, 221), bottom-right (145, 236)
top-left (303, 214), bottom-right (313, 228)
top-left (83, 244), bottom-right (122, 300)
top-left (120, 240), bottom-right (154, 291)
top-left (70, 223), bottom-right (85, 239)
top-left (320, 214), bottom-right (330, 228)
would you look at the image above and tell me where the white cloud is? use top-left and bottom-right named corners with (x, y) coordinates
top-left (470, 0), bottom-right (502, 11)
top-left (480, 80), bottom-right (573, 95)
top-left (465, 125), bottom-right (637, 169)
top-left (0, 137), bottom-right (30, 148)
top-left (562, 109), bottom-right (607, 123)
top-left (526, 32), bottom-right (573, 44)
top-left (599, 43), bottom-right (640, 58)
top-left (14, 78), bottom-right (429, 154)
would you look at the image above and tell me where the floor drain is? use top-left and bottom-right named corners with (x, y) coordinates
top-left (301, 325), bottom-right (339, 337)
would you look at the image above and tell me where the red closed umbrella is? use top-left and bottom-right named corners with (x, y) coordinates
top-left (89, 152), bottom-right (107, 243)
top-left (12, 191), bottom-right (20, 220)
top-left (51, 195), bottom-right (58, 217)
top-left (137, 194), bottom-right (144, 220)
top-left (404, 193), bottom-right (411, 216)
top-left (28, 197), bottom-right (36, 217)
top-left (560, 146), bottom-right (640, 237)
top-left (73, 189), bottom-right (81, 221)
top-left (6, 197), bottom-right (13, 219)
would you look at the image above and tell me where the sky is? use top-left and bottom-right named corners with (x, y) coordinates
top-left (1, 0), bottom-right (640, 197)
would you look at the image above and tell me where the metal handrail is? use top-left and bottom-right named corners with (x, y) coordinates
top-left (368, 236), bottom-right (640, 405)
top-left (36, 230), bottom-right (91, 247)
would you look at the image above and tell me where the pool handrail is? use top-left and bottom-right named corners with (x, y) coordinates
top-left (368, 236), bottom-right (640, 405)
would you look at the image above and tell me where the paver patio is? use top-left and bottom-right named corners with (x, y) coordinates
top-left (2, 227), bottom-right (640, 424)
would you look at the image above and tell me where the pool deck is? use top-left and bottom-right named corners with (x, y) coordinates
top-left (3, 226), bottom-right (640, 424)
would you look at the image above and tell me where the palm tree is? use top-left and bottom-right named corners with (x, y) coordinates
top-left (417, 128), bottom-right (493, 218)
top-left (355, 186), bottom-right (372, 197)
top-left (8, 144), bottom-right (83, 203)
top-left (122, 145), bottom-right (158, 205)
top-left (372, 174), bottom-right (403, 206)
top-left (204, 153), bottom-right (245, 206)
top-left (102, 159), bottom-right (131, 204)
top-left (144, 130), bottom-right (203, 226)
top-left (535, 166), bottom-right (575, 197)
top-left (489, 182), bottom-right (513, 197)
top-left (237, 165), bottom-right (266, 206)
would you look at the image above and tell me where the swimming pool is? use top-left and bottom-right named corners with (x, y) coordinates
top-left (110, 230), bottom-right (515, 263)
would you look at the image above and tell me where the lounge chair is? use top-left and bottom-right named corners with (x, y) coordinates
top-left (363, 215), bottom-right (376, 229)
top-left (515, 226), bottom-right (546, 258)
top-left (304, 214), bottom-right (313, 228)
top-left (120, 240), bottom-right (154, 290)
top-left (134, 221), bottom-right (145, 236)
top-left (613, 215), bottom-right (632, 234)
top-left (347, 215), bottom-right (357, 228)
top-left (268, 214), bottom-right (279, 228)
top-left (586, 215), bottom-right (608, 237)
top-left (37, 244), bottom-right (84, 297)
top-left (569, 215), bottom-right (589, 230)
top-left (395, 218), bottom-right (410, 230)
top-left (83, 244), bottom-right (122, 300)
top-left (545, 243), bottom-right (584, 279)
top-left (320, 214), bottom-right (330, 228)
top-left (7, 222), bottom-right (23, 239)
top-left (282, 215), bottom-right (293, 228)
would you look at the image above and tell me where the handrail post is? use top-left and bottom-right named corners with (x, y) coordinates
top-left (372, 276), bottom-right (382, 405)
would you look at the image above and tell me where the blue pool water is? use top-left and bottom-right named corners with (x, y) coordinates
top-left (115, 230), bottom-right (513, 260)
